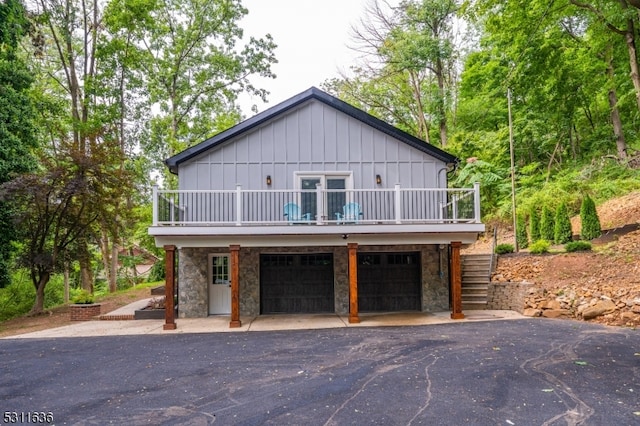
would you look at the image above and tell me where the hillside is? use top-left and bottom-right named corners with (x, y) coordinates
top-left (485, 191), bottom-right (640, 327)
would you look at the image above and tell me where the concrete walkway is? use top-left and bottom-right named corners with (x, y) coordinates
top-left (3, 297), bottom-right (525, 339)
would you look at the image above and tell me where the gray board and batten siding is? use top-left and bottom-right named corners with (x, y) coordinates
top-left (167, 87), bottom-right (458, 191)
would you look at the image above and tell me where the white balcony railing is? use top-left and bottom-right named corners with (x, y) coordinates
top-left (152, 183), bottom-right (481, 226)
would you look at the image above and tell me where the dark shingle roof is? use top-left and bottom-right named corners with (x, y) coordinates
top-left (165, 87), bottom-right (458, 174)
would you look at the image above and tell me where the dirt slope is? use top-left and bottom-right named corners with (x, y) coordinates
top-left (487, 191), bottom-right (640, 327)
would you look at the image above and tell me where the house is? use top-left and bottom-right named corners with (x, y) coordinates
top-left (148, 87), bottom-right (484, 330)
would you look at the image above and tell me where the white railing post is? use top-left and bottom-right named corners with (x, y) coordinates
top-left (235, 184), bottom-right (242, 226)
top-left (394, 184), bottom-right (402, 224)
top-left (474, 182), bottom-right (481, 223)
top-left (152, 185), bottom-right (159, 226)
top-left (452, 192), bottom-right (458, 223)
top-left (316, 182), bottom-right (324, 225)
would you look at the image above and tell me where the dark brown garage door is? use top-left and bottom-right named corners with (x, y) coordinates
top-left (260, 254), bottom-right (335, 314)
top-left (357, 252), bottom-right (421, 312)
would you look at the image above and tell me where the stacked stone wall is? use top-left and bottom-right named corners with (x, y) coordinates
top-left (486, 281), bottom-right (532, 313)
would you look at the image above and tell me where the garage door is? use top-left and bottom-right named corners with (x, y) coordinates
top-left (358, 252), bottom-right (421, 312)
top-left (260, 254), bottom-right (334, 314)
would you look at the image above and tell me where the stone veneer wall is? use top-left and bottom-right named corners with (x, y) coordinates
top-left (178, 247), bottom-right (227, 318)
top-left (486, 281), bottom-right (532, 313)
top-left (177, 244), bottom-right (450, 318)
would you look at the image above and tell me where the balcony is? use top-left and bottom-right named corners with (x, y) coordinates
top-left (152, 183), bottom-right (481, 227)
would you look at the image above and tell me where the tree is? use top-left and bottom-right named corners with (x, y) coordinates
top-left (28, 0), bottom-right (147, 293)
top-left (0, 158), bottom-right (101, 315)
top-left (554, 202), bottom-right (573, 244)
top-left (328, 0), bottom-right (459, 146)
top-left (529, 206), bottom-right (540, 242)
top-left (580, 195), bottom-right (602, 240)
top-left (540, 205), bottom-right (555, 242)
top-left (516, 214), bottom-right (529, 249)
top-left (108, 0), bottom-right (277, 183)
top-left (0, 0), bottom-right (38, 287)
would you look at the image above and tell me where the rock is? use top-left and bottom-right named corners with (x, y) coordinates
top-left (582, 300), bottom-right (617, 320)
top-left (620, 311), bottom-right (639, 321)
top-left (542, 309), bottom-right (570, 318)
top-left (632, 305), bottom-right (640, 314)
top-left (523, 308), bottom-right (542, 317)
top-left (546, 300), bottom-right (562, 310)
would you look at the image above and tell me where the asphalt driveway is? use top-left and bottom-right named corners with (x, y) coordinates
top-left (1, 318), bottom-right (639, 425)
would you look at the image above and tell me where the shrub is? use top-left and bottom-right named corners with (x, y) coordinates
top-left (540, 205), bottom-right (555, 242)
top-left (147, 259), bottom-right (165, 283)
top-left (516, 214), bottom-right (529, 249)
top-left (0, 271), bottom-right (35, 321)
top-left (554, 202), bottom-right (573, 244)
top-left (71, 289), bottom-right (94, 304)
top-left (529, 206), bottom-right (540, 242)
top-left (529, 239), bottom-right (550, 254)
top-left (565, 241), bottom-right (592, 252)
top-left (495, 243), bottom-right (515, 254)
top-left (580, 195), bottom-right (602, 240)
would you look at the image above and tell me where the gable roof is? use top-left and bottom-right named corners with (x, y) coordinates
top-left (165, 87), bottom-right (458, 174)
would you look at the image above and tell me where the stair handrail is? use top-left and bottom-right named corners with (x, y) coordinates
top-left (488, 226), bottom-right (498, 281)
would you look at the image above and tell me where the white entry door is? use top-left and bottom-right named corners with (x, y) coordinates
top-left (209, 254), bottom-right (231, 314)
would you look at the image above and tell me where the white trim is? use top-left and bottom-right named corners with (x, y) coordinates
top-left (152, 229), bottom-right (483, 248)
top-left (150, 223), bottom-right (484, 237)
top-left (293, 171), bottom-right (354, 190)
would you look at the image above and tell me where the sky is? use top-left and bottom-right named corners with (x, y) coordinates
top-left (237, 0), bottom-right (398, 117)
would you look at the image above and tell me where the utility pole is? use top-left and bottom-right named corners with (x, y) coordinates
top-left (508, 88), bottom-right (518, 252)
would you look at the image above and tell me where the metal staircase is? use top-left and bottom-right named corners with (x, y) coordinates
top-left (461, 253), bottom-right (493, 310)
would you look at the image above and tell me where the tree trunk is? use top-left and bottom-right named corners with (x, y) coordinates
top-left (77, 237), bottom-right (93, 293)
top-left (622, 3), bottom-right (640, 116)
top-left (435, 56), bottom-right (448, 147)
top-left (99, 229), bottom-right (110, 290)
top-left (110, 243), bottom-right (118, 292)
top-left (30, 272), bottom-right (50, 315)
top-left (607, 46), bottom-right (628, 160)
top-left (408, 70), bottom-right (430, 143)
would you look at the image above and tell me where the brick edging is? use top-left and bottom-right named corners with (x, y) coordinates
top-left (99, 314), bottom-right (135, 321)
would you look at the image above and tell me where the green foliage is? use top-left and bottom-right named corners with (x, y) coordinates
top-left (108, 0), bottom-right (278, 181)
top-left (0, 271), bottom-right (66, 321)
top-left (0, 270), bottom-right (34, 320)
top-left (565, 241), bottom-right (592, 252)
top-left (580, 195), bottom-right (602, 240)
top-left (540, 206), bottom-right (555, 242)
top-left (529, 240), bottom-right (550, 254)
top-left (529, 206), bottom-right (540, 242)
top-left (71, 289), bottom-right (95, 305)
top-left (0, 0), bottom-right (38, 288)
top-left (452, 159), bottom-right (511, 220)
top-left (516, 214), bottom-right (529, 249)
top-left (147, 259), bottom-right (165, 283)
top-left (495, 243), bottom-right (514, 254)
top-left (554, 203), bottom-right (573, 244)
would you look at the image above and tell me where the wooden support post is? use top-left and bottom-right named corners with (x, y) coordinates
top-left (450, 241), bottom-right (465, 319)
top-left (229, 244), bottom-right (242, 328)
top-left (163, 245), bottom-right (177, 330)
top-left (348, 243), bottom-right (360, 324)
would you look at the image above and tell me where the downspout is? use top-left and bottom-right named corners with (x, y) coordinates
top-left (437, 161), bottom-right (459, 220)
top-left (436, 160), bottom-right (459, 188)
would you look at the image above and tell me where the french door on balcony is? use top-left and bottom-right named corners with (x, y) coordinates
top-left (297, 173), bottom-right (352, 221)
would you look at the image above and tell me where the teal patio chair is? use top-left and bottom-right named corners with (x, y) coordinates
top-left (283, 203), bottom-right (312, 224)
top-left (336, 202), bottom-right (363, 224)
